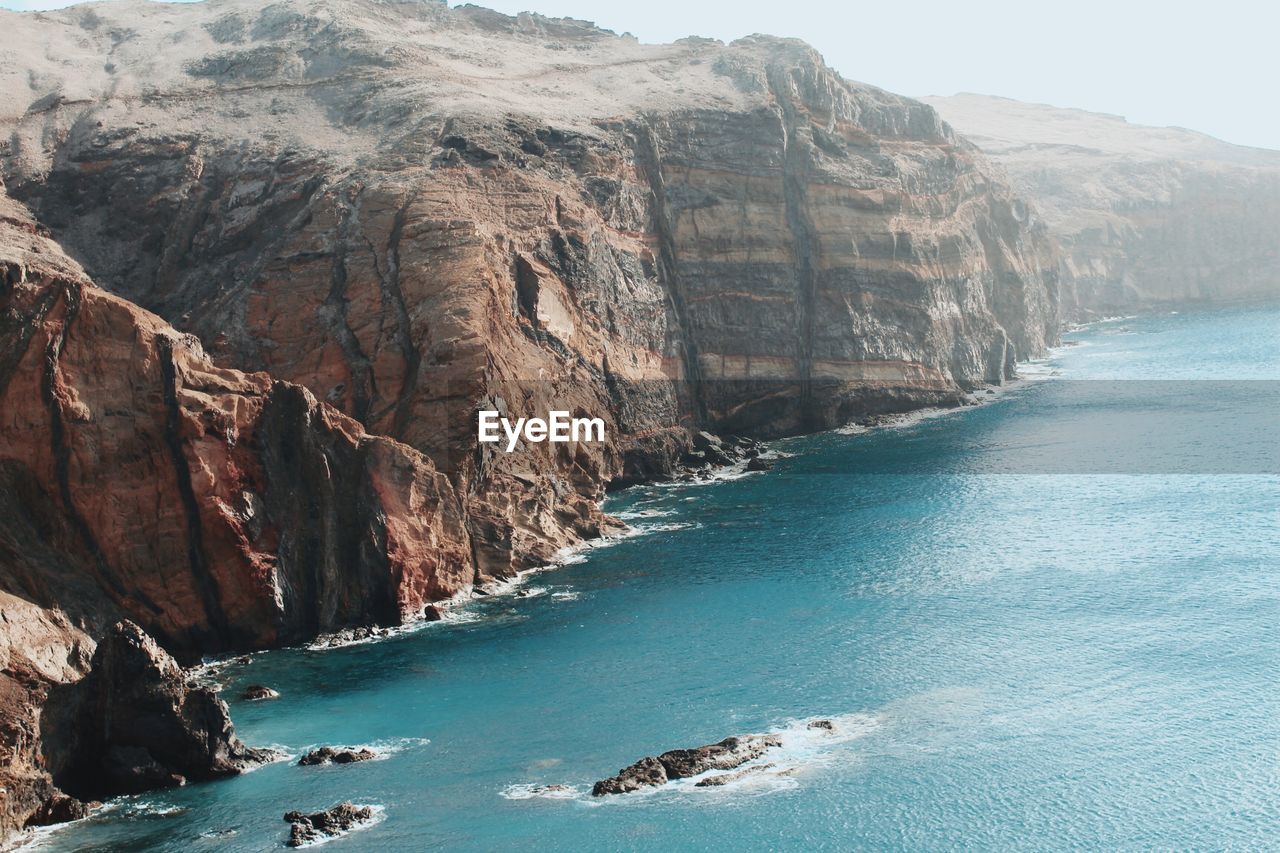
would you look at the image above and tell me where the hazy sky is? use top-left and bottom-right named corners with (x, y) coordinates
top-left (4, 0), bottom-right (1277, 150)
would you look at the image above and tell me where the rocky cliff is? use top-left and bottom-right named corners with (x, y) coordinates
top-left (0, 0), bottom-right (1060, 835)
top-left (3, 0), bottom-right (1057, 581)
top-left (923, 94), bottom-right (1280, 317)
top-left (0, 182), bottom-right (469, 834)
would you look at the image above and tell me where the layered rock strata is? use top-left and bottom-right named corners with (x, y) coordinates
top-left (0, 185), bottom-right (466, 833)
top-left (2, 0), bottom-right (1059, 588)
top-left (923, 94), bottom-right (1280, 317)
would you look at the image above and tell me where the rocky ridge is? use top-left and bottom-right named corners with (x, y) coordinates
top-left (923, 94), bottom-right (1280, 316)
top-left (1, 0), bottom-right (1060, 591)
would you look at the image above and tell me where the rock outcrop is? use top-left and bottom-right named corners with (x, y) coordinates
top-left (0, 184), bottom-right (465, 833)
top-left (284, 802), bottom-right (377, 848)
top-left (298, 746), bottom-right (378, 766)
top-left (591, 734), bottom-right (782, 795)
top-left (43, 621), bottom-right (275, 800)
top-left (923, 94), bottom-right (1280, 317)
top-left (0, 198), bottom-right (473, 659)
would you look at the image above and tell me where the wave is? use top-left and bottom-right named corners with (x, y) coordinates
top-left (499, 783), bottom-right (583, 801)
top-left (293, 737), bottom-right (431, 764)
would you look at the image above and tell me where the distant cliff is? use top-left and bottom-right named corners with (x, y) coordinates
top-left (0, 0), bottom-right (1059, 834)
top-left (924, 94), bottom-right (1280, 317)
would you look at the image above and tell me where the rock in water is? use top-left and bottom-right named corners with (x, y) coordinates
top-left (745, 457), bottom-right (774, 472)
top-left (241, 685), bottom-right (280, 701)
top-left (298, 747), bottom-right (379, 766)
top-left (592, 735), bottom-right (782, 795)
top-left (45, 622), bottom-right (274, 800)
top-left (284, 802), bottom-right (377, 847)
top-left (590, 756), bottom-right (669, 796)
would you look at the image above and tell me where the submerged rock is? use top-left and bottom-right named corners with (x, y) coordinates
top-left (283, 802), bottom-right (376, 847)
top-left (298, 747), bottom-right (379, 766)
top-left (591, 734), bottom-right (782, 796)
top-left (695, 762), bottom-right (777, 787)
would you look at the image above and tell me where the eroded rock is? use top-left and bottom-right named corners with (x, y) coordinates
top-left (45, 622), bottom-right (276, 801)
top-left (283, 802), bottom-right (376, 847)
top-left (298, 747), bottom-right (379, 766)
top-left (591, 734), bottom-right (782, 796)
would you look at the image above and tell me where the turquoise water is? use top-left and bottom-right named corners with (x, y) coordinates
top-left (35, 306), bottom-right (1280, 851)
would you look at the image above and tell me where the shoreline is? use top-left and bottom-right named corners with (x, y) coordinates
top-left (18, 338), bottom-right (1086, 851)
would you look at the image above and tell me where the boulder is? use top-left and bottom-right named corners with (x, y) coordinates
top-left (284, 802), bottom-right (376, 847)
top-left (298, 747), bottom-right (379, 766)
top-left (591, 734), bottom-right (782, 796)
top-left (590, 756), bottom-right (667, 796)
top-left (241, 685), bottom-right (280, 701)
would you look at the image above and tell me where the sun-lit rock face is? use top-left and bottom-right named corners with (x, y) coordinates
top-left (0, 218), bottom-right (473, 659)
top-left (1, 182), bottom-right (473, 833)
top-left (924, 93), bottom-right (1280, 317)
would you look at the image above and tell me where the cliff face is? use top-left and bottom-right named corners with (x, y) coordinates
top-left (923, 94), bottom-right (1280, 317)
top-left (0, 198), bottom-right (471, 659)
top-left (2, 0), bottom-right (1058, 583)
top-left (0, 184), bottom-right (470, 832)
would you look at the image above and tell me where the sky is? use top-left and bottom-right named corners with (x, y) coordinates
top-left (3, 0), bottom-right (1277, 150)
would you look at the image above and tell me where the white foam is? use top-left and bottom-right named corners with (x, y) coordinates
top-left (611, 507), bottom-right (677, 521)
top-left (295, 737), bottom-right (430, 763)
top-left (500, 783), bottom-right (583, 801)
top-left (517, 712), bottom-right (881, 807)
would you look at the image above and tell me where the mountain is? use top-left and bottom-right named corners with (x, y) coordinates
top-left (923, 93), bottom-right (1280, 316)
top-left (1, 0), bottom-right (1064, 834)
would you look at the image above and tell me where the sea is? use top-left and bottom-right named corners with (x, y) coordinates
top-left (31, 304), bottom-right (1280, 851)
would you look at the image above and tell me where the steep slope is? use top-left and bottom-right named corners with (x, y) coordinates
top-left (0, 190), bottom-right (472, 659)
top-left (923, 94), bottom-right (1280, 316)
top-left (0, 182), bottom-right (473, 833)
top-left (2, 0), bottom-right (1059, 582)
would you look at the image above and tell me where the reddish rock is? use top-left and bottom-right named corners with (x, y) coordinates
top-left (0, 226), bottom-right (473, 658)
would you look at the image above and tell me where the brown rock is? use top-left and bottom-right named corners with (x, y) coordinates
top-left (298, 747), bottom-right (379, 766)
top-left (241, 685), bottom-right (280, 701)
top-left (591, 734), bottom-right (783, 796)
top-left (284, 802), bottom-right (376, 847)
top-left (0, 231), bottom-right (473, 659)
top-left (590, 756), bottom-right (668, 796)
top-left (44, 621), bottom-right (275, 801)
